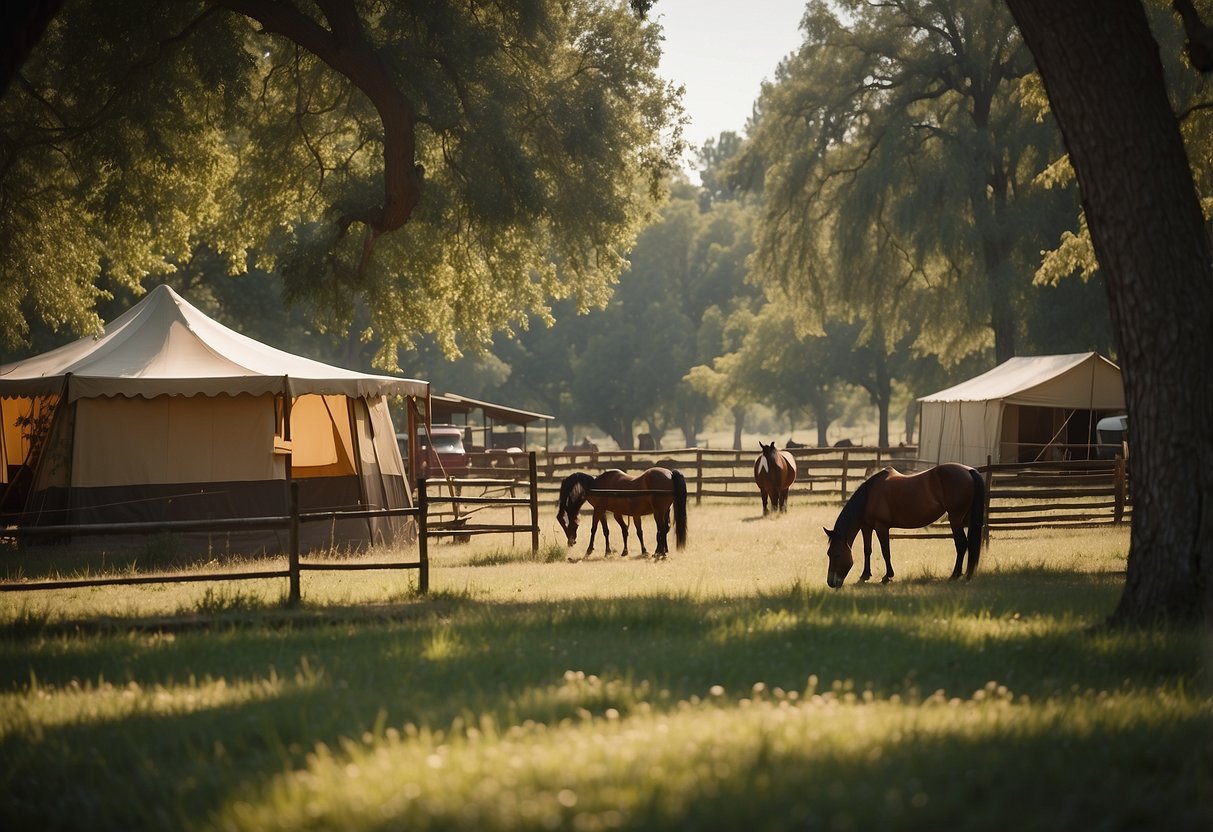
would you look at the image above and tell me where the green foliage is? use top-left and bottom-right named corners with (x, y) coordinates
top-left (1034, 1), bottom-right (1213, 291)
top-left (738, 0), bottom-right (1081, 364)
top-left (0, 1), bottom-right (683, 365)
top-left (502, 184), bottom-right (761, 448)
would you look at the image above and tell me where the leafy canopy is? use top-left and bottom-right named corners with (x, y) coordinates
top-left (0, 1), bottom-right (684, 367)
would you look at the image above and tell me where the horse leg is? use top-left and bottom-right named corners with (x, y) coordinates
top-left (615, 513), bottom-right (629, 557)
top-left (761, 490), bottom-right (769, 516)
top-left (948, 515), bottom-right (967, 580)
top-left (877, 527), bottom-right (894, 583)
top-left (859, 528), bottom-right (874, 582)
top-left (634, 515), bottom-right (648, 555)
top-left (655, 510), bottom-right (670, 558)
top-left (779, 487), bottom-right (789, 513)
top-left (586, 509), bottom-right (602, 557)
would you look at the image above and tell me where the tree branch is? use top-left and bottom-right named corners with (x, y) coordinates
top-left (219, 0), bottom-right (423, 249)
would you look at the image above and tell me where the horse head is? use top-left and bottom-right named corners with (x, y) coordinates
top-left (557, 474), bottom-right (589, 546)
top-left (557, 507), bottom-right (579, 546)
top-left (823, 527), bottom-right (854, 589)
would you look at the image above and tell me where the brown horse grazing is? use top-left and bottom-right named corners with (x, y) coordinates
top-left (557, 468), bottom-right (688, 560)
top-left (556, 471), bottom-right (639, 556)
top-left (823, 463), bottom-right (985, 588)
top-left (754, 441), bottom-right (797, 515)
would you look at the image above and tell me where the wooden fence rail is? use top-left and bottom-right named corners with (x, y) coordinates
top-left (540, 446), bottom-right (922, 503)
top-left (0, 452), bottom-right (1129, 599)
top-left (981, 458), bottom-right (1130, 534)
top-left (537, 448), bottom-right (1131, 539)
top-left (1, 454), bottom-right (545, 601)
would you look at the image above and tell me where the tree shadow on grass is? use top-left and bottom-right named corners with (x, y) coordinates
top-left (0, 570), bottom-right (1206, 831)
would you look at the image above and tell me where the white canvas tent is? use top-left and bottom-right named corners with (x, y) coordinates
top-left (918, 352), bottom-right (1125, 468)
top-left (0, 285), bottom-right (429, 552)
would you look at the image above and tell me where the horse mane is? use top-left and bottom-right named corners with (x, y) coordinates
top-left (833, 468), bottom-right (891, 535)
top-left (558, 471), bottom-right (596, 520)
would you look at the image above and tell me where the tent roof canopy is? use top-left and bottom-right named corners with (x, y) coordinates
top-left (0, 284), bottom-right (428, 401)
top-left (918, 352), bottom-right (1124, 410)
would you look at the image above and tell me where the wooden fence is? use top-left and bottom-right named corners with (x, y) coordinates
top-left (0, 451), bottom-right (1130, 598)
top-left (537, 447), bottom-right (1132, 538)
top-left (422, 452), bottom-right (540, 549)
top-left (982, 458), bottom-right (1130, 534)
top-left (0, 453), bottom-right (544, 601)
top-left (540, 446), bottom-right (919, 503)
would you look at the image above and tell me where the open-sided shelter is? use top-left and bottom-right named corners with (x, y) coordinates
top-left (431, 393), bottom-right (554, 452)
top-left (0, 285), bottom-right (428, 553)
top-left (918, 352), bottom-right (1125, 468)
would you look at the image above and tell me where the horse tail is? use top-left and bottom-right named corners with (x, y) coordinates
top-left (672, 470), bottom-right (688, 549)
top-left (966, 468), bottom-right (985, 578)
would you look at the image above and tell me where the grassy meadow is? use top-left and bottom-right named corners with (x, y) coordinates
top-left (1, 497), bottom-right (1210, 831)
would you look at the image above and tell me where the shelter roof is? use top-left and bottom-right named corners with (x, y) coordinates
top-left (918, 352), bottom-right (1124, 409)
top-left (0, 284), bottom-right (429, 401)
top-left (436, 393), bottom-right (553, 425)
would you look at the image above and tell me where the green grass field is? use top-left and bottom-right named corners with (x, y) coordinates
top-left (1, 499), bottom-right (1210, 831)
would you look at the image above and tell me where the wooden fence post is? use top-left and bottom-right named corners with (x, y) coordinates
top-left (1114, 458), bottom-right (1126, 524)
top-left (417, 477), bottom-right (429, 594)
top-left (695, 448), bottom-right (703, 506)
top-left (288, 481), bottom-right (301, 605)
top-left (840, 450), bottom-right (850, 501)
top-left (529, 451), bottom-right (540, 553)
top-left (983, 458), bottom-right (994, 546)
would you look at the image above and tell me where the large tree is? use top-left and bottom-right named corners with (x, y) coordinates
top-left (559, 182), bottom-right (758, 449)
top-left (1005, 0), bottom-right (1213, 625)
top-left (738, 0), bottom-right (1076, 365)
top-left (0, 0), bottom-right (682, 367)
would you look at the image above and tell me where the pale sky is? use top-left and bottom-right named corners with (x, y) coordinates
top-left (653, 0), bottom-right (807, 173)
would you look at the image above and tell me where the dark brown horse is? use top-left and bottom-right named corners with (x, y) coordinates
top-left (557, 467), bottom-right (688, 560)
top-left (555, 470), bottom-right (637, 556)
top-left (823, 463), bottom-right (984, 588)
top-left (754, 441), bottom-right (797, 515)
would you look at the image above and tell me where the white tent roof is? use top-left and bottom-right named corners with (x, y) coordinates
top-left (917, 352), bottom-right (1124, 467)
top-left (0, 284), bottom-right (428, 401)
top-left (919, 352), bottom-right (1124, 409)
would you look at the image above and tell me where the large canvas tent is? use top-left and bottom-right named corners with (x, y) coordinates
top-left (0, 285), bottom-right (428, 553)
top-left (918, 352), bottom-right (1125, 468)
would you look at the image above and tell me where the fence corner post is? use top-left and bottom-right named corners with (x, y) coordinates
top-left (288, 481), bottom-right (301, 605)
top-left (417, 477), bottom-right (429, 594)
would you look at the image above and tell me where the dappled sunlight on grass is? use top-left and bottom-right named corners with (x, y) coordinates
top-left (0, 657), bottom-right (325, 738)
top-left (212, 679), bottom-right (1212, 832)
top-left (5, 499), bottom-right (1201, 832)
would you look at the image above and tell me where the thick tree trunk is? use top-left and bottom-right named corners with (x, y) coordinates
top-left (1007, 0), bottom-right (1213, 625)
top-left (731, 404), bottom-right (745, 451)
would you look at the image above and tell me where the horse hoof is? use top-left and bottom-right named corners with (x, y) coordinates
top-left (882, 576), bottom-right (893, 584)
top-left (859, 574), bottom-right (871, 583)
